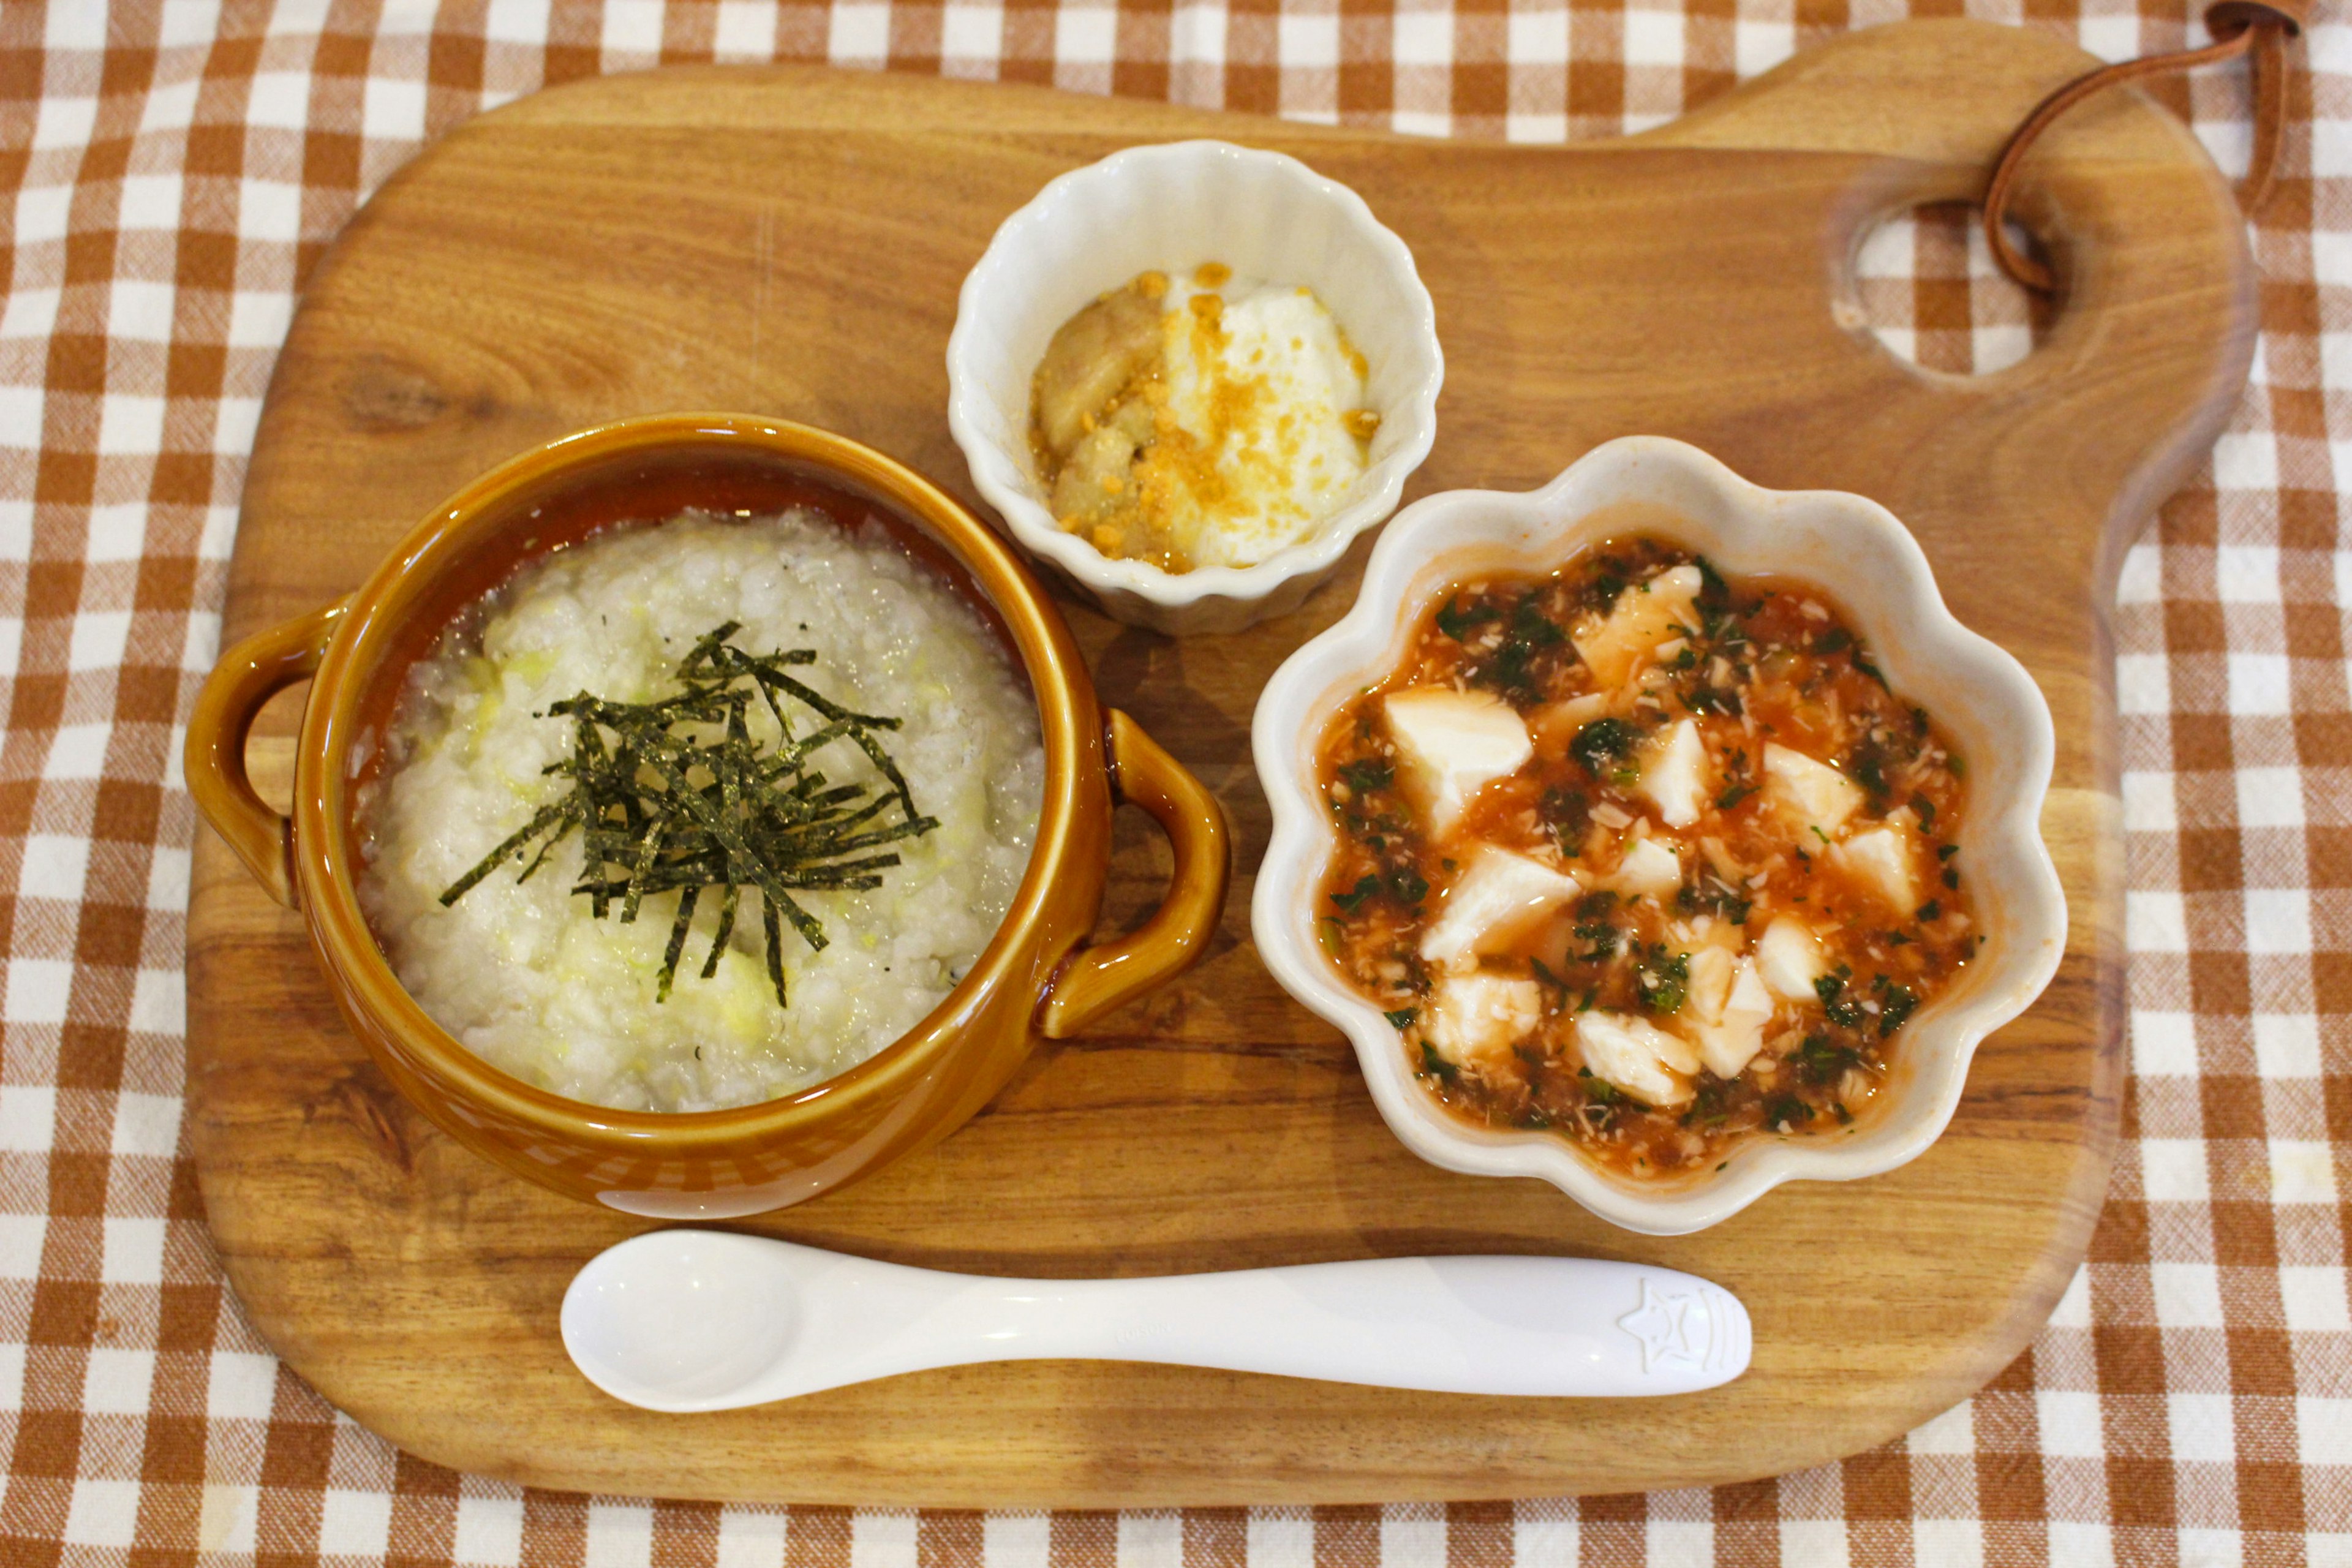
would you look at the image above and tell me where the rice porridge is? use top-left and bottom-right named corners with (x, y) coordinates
top-left (358, 508), bottom-right (1045, 1114)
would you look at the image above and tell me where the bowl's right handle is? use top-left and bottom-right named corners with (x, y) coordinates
top-left (1039, 710), bottom-right (1231, 1038)
top-left (186, 600), bottom-right (347, 909)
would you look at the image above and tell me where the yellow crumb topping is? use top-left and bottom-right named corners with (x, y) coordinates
top-left (1027, 265), bottom-right (1376, 573)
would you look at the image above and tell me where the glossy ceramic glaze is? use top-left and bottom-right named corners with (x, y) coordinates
top-left (187, 415), bottom-right (1229, 1216)
top-left (1251, 437), bottom-right (2067, 1235)
top-left (560, 1229), bottom-right (1751, 1411)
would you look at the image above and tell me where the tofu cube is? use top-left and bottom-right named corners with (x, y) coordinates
top-left (1382, 687), bottom-right (1534, 837)
top-left (1419, 846), bottom-right (1584, 973)
top-left (1572, 565), bottom-right (1704, 687)
top-left (1835, 825), bottom-right (1917, 911)
top-left (1763, 744), bottom-right (1865, 841)
top-left (1574, 1010), bottom-right (1699, 1107)
top-left (1689, 957), bottom-right (1773, 1079)
top-left (1754, 918), bottom-right (1827, 1001)
top-left (1425, 972), bottom-right (1545, 1071)
top-left (1637, 718), bottom-right (1709, 829)
top-left (1609, 835), bottom-right (1684, 900)
top-left (1686, 945), bottom-right (1736, 1025)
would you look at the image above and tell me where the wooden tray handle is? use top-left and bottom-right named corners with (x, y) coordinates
top-left (1039, 709), bottom-right (1231, 1039)
top-left (187, 599), bottom-right (347, 909)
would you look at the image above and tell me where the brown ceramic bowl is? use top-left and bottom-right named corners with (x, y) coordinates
top-left (186, 414), bottom-right (1229, 1217)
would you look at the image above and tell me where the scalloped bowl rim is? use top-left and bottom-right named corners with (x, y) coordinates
top-left (1249, 436), bottom-right (2068, 1235)
top-left (945, 138), bottom-right (1444, 611)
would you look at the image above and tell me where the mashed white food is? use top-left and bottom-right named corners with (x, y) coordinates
top-left (1153, 275), bottom-right (1370, 567)
top-left (360, 508), bottom-right (1044, 1113)
top-left (1030, 264), bottom-right (1376, 572)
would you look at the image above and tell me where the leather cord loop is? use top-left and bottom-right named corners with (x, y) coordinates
top-left (1983, 6), bottom-right (2297, 292)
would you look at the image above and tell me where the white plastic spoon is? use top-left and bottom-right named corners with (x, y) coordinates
top-left (561, 1229), bottom-right (1751, 1411)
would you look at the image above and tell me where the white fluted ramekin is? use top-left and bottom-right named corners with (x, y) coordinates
top-left (946, 141), bottom-right (1444, 636)
top-left (1251, 437), bottom-right (2067, 1235)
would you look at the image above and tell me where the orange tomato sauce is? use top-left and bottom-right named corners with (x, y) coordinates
top-left (1315, 538), bottom-right (1978, 1178)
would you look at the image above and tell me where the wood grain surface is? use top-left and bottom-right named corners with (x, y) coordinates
top-left (187, 18), bottom-right (2255, 1506)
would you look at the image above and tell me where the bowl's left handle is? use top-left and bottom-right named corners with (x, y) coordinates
top-left (186, 600), bottom-right (349, 909)
top-left (1039, 710), bottom-right (1231, 1038)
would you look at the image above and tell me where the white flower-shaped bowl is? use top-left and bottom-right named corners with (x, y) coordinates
top-left (946, 140), bottom-right (1444, 636)
top-left (1250, 436), bottom-right (2068, 1236)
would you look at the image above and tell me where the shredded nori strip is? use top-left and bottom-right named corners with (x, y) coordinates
top-left (438, 622), bottom-right (939, 1007)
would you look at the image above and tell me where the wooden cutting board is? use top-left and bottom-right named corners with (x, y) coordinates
top-left (187, 19), bottom-right (2253, 1506)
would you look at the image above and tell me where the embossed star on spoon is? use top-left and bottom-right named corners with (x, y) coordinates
top-left (561, 1229), bottom-right (1752, 1411)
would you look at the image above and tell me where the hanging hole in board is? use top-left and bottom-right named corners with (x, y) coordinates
top-left (1836, 202), bottom-right (2056, 377)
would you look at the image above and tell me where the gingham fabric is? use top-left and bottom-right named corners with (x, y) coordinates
top-left (0, 1), bottom-right (2343, 1564)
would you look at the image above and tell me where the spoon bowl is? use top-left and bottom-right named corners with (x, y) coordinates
top-left (565, 1229), bottom-right (802, 1406)
top-left (562, 1229), bottom-right (1752, 1411)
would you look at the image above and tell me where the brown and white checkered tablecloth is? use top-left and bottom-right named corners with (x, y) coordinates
top-left (1, 1), bottom-right (2344, 1562)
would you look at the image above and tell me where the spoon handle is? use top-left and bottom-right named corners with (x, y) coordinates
top-left (924, 1254), bottom-right (1748, 1398)
top-left (563, 1231), bottom-right (1750, 1409)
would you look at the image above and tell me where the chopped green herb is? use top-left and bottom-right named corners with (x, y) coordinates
top-left (1878, 984), bottom-right (1918, 1036)
top-left (1384, 1008), bottom-right (1417, 1030)
top-left (1716, 782), bottom-right (1757, 812)
top-left (1387, 865), bottom-right (1430, 905)
top-left (1435, 595), bottom-right (1498, 641)
top-left (1683, 682), bottom-right (1743, 717)
top-left (1678, 880), bottom-right (1753, 925)
top-left (1331, 875), bottom-right (1381, 913)
top-left (1683, 1076), bottom-right (1738, 1128)
top-left (1476, 635), bottom-right (1541, 699)
top-left (1814, 973), bottom-right (1863, 1028)
top-left (1638, 945), bottom-right (1691, 1014)
top-left (1570, 717), bottom-right (1640, 778)
top-left (1420, 1042), bottom-right (1458, 1082)
top-left (1338, 758), bottom-right (1393, 793)
top-left (1917, 899), bottom-right (1942, 922)
top-left (1795, 1031), bottom-right (1859, 1084)
top-left (1943, 866), bottom-right (1961, 890)
top-left (1510, 595), bottom-right (1566, 646)
top-left (1574, 920), bottom-right (1621, 959)
top-left (1765, 1095), bottom-right (1815, 1128)
top-left (1910, 791), bottom-right (1937, 831)
top-left (1694, 556), bottom-right (1731, 605)
top-left (1849, 744), bottom-right (1889, 798)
